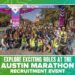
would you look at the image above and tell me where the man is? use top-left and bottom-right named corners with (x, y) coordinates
top-left (67, 28), bottom-right (74, 54)
top-left (59, 35), bottom-right (68, 55)
top-left (29, 36), bottom-right (35, 51)
top-left (20, 34), bottom-right (27, 50)
top-left (60, 27), bottom-right (67, 43)
top-left (51, 35), bottom-right (59, 55)
top-left (6, 25), bottom-right (15, 36)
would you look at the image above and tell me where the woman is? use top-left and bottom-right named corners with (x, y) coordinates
top-left (43, 35), bottom-right (51, 52)
top-left (1, 34), bottom-right (9, 50)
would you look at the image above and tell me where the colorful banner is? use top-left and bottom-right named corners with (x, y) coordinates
top-left (0, 56), bottom-right (75, 75)
top-left (59, 6), bottom-right (64, 28)
top-left (0, 8), bottom-right (11, 14)
top-left (12, 12), bottom-right (20, 27)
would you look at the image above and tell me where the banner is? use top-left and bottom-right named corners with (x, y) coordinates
top-left (0, 56), bottom-right (75, 75)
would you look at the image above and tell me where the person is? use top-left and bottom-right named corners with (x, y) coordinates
top-left (13, 30), bottom-right (20, 48)
top-left (59, 35), bottom-right (68, 55)
top-left (67, 28), bottom-right (74, 54)
top-left (20, 34), bottom-right (27, 50)
top-left (1, 35), bottom-right (9, 50)
top-left (37, 37), bottom-right (43, 52)
top-left (29, 36), bottom-right (35, 51)
top-left (51, 35), bottom-right (59, 55)
top-left (60, 27), bottom-right (67, 42)
top-left (8, 34), bottom-right (14, 49)
top-left (67, 28), bottom-right (74, 46)
top-left (54, 27), bottom-right (61, 40)
top-left (43, 35), bottom-right (51, 52)
top-left (6, 25), bottom-right (15, 36)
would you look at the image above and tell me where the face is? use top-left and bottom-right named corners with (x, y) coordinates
top-left (4, 35), bottom-right (7, 39)
top-left (23, 34), bottom-right (25, 37)
top-left (58, 28), bottom-right (61, 31)
top-left (68, 29), bottom-right (71, 32)
top-left (62, 27), bottom-right (65, 31)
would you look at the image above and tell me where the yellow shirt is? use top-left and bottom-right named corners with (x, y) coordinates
top-left (52, 39), bottom-right (59, 48)
top-left (30, 38), bottom-right (35, 47)
top-left (60, 31), bottom-right (67, 42)
top-left (38, 40), bottom-right (43, 47)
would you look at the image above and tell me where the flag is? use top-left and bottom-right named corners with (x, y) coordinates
top-left (59, 6), bottom-right (64, 28)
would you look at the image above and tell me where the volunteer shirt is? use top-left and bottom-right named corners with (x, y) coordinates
top-left (21, 37), bottom-right (26, 44)
top-left (52, 39), bottom-right (59, 48)
top-left (38, 39), bottom-right (43, 47)
top-left (30, 38), bottom-right (35, 47)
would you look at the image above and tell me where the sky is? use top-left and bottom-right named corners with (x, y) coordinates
top-left (21, 9), bottom-right (42, 22)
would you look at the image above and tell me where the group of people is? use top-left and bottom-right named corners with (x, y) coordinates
top-left (1, 23), bottom-right (75, 55)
